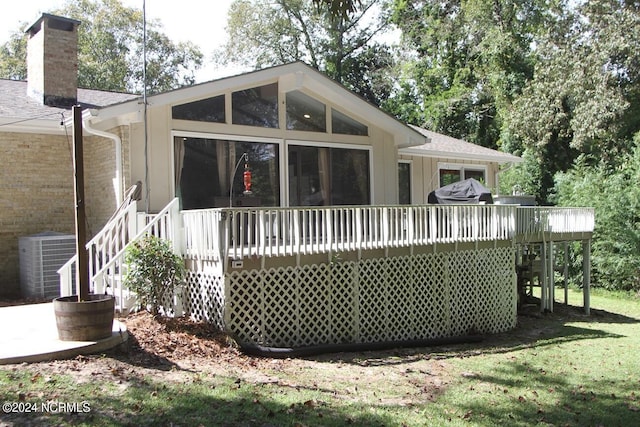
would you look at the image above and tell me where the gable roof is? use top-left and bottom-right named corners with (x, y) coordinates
top-left (1, 61), bottom-right (519, 165)
top-left (88, 62), bottom-right (428, 148)
top-left (400, 126), bottom-right (522, 164)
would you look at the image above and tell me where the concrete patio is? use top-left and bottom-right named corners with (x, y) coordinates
top-left (0, 302), bottom-right (128, 365)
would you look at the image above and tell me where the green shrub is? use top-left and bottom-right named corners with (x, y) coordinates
top-left (123, 234), bottom-right (186, 315)
top-left (554, 137), bottom-right (640, 292)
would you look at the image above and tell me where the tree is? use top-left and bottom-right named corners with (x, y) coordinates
top-left (0, 28), bottom-right (27, 80)
top-left (312, 0), bottom-right (363, 17)
top-left (0, 0), bottom-right (203, 94)
top-left (504, 0), bottom-right (640, 203)
top-left (386, 0), bottom-right (543, 149)
top-left (554, 134), bottom-right (640, 292)
top-left (217, 0), bottom-right (395, 105)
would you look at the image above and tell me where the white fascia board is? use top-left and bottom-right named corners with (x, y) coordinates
top-left (399, 147), bottom-right (523, 164)
top-left (396, 134), bottom-right (430, 148)
top-left (0, 118), bottom-right (65, 135)
top-left (85, 100), bottom-right (143, 125)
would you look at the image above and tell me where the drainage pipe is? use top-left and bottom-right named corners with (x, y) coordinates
top-left (238, 335), bottom-right (484, 359)
top-left (82, 118), bottom-right (123, 205)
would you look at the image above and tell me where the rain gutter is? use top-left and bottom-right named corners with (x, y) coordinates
top-left (82, 115), bottom-right (123, 205)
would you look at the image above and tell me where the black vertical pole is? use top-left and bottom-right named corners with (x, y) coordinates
top-left (72, 105), bottom-right (89, 301)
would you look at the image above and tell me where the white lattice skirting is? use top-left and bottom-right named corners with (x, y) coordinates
top-left (182, 246), bottom-right (517, 350)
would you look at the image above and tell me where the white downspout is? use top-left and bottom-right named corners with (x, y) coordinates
top-left (82, 118), bottom-right (123, 205)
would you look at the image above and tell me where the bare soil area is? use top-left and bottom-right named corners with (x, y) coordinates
top-left (0, 297), bottom-right (586, 397)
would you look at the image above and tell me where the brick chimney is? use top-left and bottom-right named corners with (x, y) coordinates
top-left (26, 14), bottom-right (81, 108)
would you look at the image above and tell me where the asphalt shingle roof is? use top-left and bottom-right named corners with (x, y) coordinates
top-left (403, 125), bottom-right (522, 164)
top-left (0, 79), bottom-right (138, 123)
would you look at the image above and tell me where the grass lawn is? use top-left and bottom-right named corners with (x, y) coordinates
top-left (1, 288), bottom-right (639, 426)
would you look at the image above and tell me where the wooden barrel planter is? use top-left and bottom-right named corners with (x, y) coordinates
top-left (53, 294), bottom-right (116, 341)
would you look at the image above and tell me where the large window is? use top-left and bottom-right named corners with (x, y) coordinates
top-left (174, 136), bottom-right (280, 209)
top-left (288, 145), bottom-right (370, 206)
top-left (438, 164), bottom-right (486, 187)
top-left (171, 83), bottom-right (370, 138)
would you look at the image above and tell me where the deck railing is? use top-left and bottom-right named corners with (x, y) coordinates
top-left (58, 200), bottom-right (595, 311)
top-left (515, 206), bottom-right (595, 241)
top-left (181, 204), bottom-right (518, 261)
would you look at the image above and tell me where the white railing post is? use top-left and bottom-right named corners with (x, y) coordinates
top-left (58, 256), bottom-right (75, 296)
top-left (170, 198), bottom-right (182, 254)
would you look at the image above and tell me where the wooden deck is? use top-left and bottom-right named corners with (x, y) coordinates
top-left (58, 200), bottom-right (595, 314)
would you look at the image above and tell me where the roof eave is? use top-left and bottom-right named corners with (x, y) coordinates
top-left (399, 147), bottom-right (523, 164)
top-left (0, 118), bottom-right (65, 135)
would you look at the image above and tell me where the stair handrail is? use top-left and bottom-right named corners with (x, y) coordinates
top-left (58, 183), bottom-right (142, 297)
top-left (90, 198), bottom-right (181, 309)
top-left (58, 200), bottom-right (138, 296)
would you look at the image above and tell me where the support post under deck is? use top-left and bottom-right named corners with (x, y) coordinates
top-left (583, 239), bottom-right (591, 315)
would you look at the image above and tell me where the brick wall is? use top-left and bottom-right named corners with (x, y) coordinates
top-left (84, 127), bottom-right (130, 235)
top-left (0, 126), bottom-right (130, 297)
top-left (0, 132), bottom-right (75, 297)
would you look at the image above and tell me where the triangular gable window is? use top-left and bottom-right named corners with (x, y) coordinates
top-left (172, 95), bottom-right (225, 123)
top-left (332, 108), bottom-right (368, 136)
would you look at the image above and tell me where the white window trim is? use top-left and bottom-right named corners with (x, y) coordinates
top-left (170, 131), bottom-right (285, 205)
top-left (285, 139), bottom-right (373, 207)
top-left (437, 162), bottom-right (487, 186)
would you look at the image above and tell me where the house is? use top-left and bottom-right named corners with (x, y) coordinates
top-left (1, 14), bottom-right (594, 355)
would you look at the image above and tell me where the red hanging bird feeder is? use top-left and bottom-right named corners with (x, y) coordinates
top-left (243, 158), bottom-right (252, 194)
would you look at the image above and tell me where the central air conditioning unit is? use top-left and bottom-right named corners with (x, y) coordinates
top-left (19, 232), bottom-right (76, 299)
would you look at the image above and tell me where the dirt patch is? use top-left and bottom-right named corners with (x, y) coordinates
top-left (0, 299), bottom-right (595, 404)
top-left (121, 311), bottom-right (239, 362)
